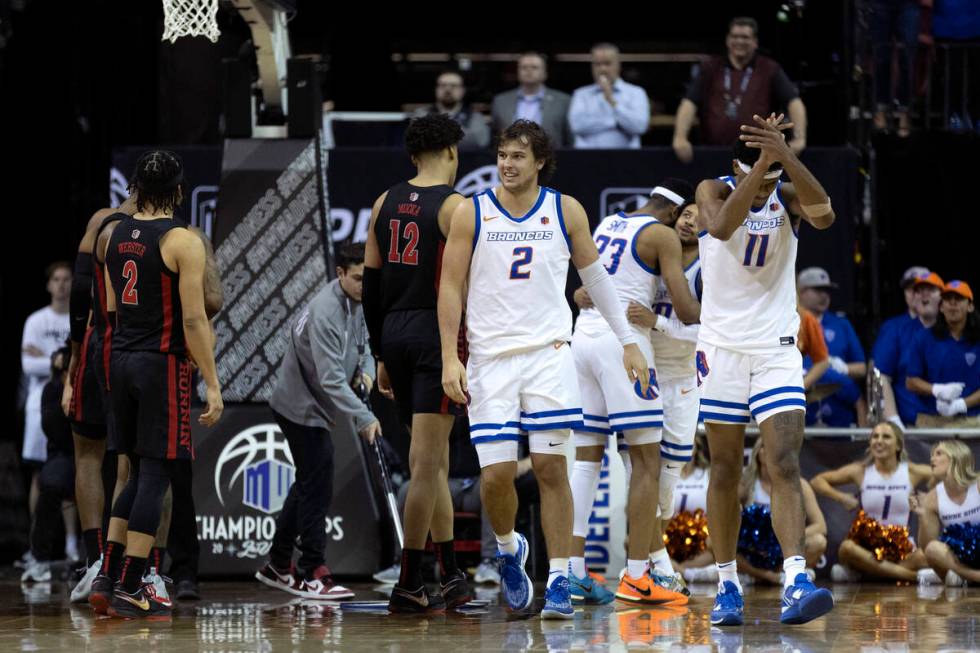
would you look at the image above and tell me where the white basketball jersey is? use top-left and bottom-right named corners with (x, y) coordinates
top-left (673, 467), bottom-right (709, 515)
top-left (698, 176), bottom-right (800, 353)
top-left (575, 211), bottom-right (660, 339)
top-left (467, 186), bottom-right (572, 357)
top-left (936, 481), bottom-right (980, 527)
top-left (860, 462), bottom-right (912, 527)
top-left (651, 255), bottom-right (702, 379)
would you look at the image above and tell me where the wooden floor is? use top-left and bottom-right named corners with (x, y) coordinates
top-left (2, 579), bottom-right (978, 652)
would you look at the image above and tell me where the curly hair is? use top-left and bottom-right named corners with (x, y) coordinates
top-left (128, 150), bottom-right (185, 214)
top-left (405, 114), bottom-right (464, 159)
top-left (498, 119), bottom-right (557, 182)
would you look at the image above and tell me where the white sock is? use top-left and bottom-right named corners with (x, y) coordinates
top-left (627, 558), bottom-right (649, 579)
top-left (548, 558), bottom-right (568, 587)
top-left (783, 556), bottom-right (807, 589)
top-left (496, 531), bottom-right (518, 556)
top-left (649, 548), bottom-right (674, 575)
top-left (717, 560), bottom-right (742, 592)
top-left (570, 556), bottom-right (586, 579)
top-left (571, 460), bottom-right (602, 538)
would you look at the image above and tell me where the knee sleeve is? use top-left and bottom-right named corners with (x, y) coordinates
top-left (571, 460), bottom-right (601, 538)
top-left (127, 458), bottom-right (174, 536)
top-left (620, 450), bottom-right (632, 489)
top-left (659, 462), bottom-right (682, 519)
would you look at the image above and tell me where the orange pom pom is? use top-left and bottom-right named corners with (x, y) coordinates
top-left (846, 510), bottom-right (913, 562)
top-left (664, 509), bottom-right (709, 562)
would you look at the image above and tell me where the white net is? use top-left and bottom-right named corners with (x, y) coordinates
top-left (161, 0), bottom-right (221, 43)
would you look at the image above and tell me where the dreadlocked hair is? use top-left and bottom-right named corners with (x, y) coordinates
top-left (128, 150), bottom-right (185, 214)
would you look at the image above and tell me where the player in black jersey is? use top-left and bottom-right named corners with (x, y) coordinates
top-left (88, 151), bottom-right (222, 619)
top-left (64, 199), bottom-right (136, 602)
top-left (363, 114), bottom-right (473, 612)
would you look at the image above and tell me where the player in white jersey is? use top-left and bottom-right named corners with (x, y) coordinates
top-left (695, 114), bottom-right (835, 626)
top-left (624, 199), bottom-right (702, 594)
top-left (811, 422), bottom-right (932, 582)
top-left (568, 178), bottom-right (699, 606)
top-left (438, 120), bottom-right (649, 619)
top-left (918, 440), bottom-right (980, 585)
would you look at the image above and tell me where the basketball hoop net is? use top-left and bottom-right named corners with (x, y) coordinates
top-left (161, 0), bottom-right (221, 43)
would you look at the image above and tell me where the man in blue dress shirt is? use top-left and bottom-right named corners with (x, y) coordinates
top-left (568, 43), bottom-right (650, 149)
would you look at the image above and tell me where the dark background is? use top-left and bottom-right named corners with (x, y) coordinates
top-left (1, 0), bottom-right (977, 438)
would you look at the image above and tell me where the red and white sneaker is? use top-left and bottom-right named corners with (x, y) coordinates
top-left (297, 565), bottom-right (354, 600)
top-left (255, 562), bottom-right (301, 595)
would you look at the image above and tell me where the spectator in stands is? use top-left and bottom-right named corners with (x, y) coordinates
top-left (737, 438), bottom-right (827, 585)
top-left (797, 267), bottom-right (867, 426)
top-left (20, 262), bottom-right (73, 567)
top-left (810, 421), bottom-right (932, 583)
top-left (491, 52), bottom-right (571, 147)
top-left (568, 43), bottom-right (650, 149)
top-left (916, 440), bottom-right (980, 586)
top-left (672, 16), bottom-right (807, 163)
top-left (906, 280), bottom-right (980, 427)
top-left (873, 272), bottom-right (944, 428)
top-left (873, 266), bottom-right (929, 425)
top-left (21, 345), bottom-right (76, 582)
top-left (415, 71), bottom-right (490, 149)
top-left (869, 0), bottom-right (919, 137)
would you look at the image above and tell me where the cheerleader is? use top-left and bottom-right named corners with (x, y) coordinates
top-left (918, 440), bottom-right (980, 585)
top-left (736, 439), bottom-right (828, 585)
top-left (810, 422), bottom-right (931, 582)
top-left (663, 435), bottom-right (716, 580)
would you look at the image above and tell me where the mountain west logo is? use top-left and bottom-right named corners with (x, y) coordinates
top-left (455, 165), bottom-right (499, 197)
top-left (214, 424), bottom-right (295, 514)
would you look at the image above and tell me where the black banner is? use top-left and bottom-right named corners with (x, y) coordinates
top-left (192, 404), bottom-right (380, 577)
top-left (210, 139), bottom-right (331, 402)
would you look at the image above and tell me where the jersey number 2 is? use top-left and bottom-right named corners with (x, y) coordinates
top-left (121, 260), bottom-right (139, 306)
top-left (510, 247), bottom-right (533, 279)
top-left (742, 234), bottom-right (770, 267)
top-left (387, 220), bottom-right (419, 265)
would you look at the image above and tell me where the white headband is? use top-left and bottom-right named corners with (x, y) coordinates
top-left (737, 160), bottom-right (783, 180)
top-left (650, 186), bottom-right (686, 205)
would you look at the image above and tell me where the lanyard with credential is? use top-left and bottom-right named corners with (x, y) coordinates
top-left (723, 66), bottom-right (753, 120)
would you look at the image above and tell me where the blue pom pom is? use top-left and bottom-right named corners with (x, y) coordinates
top-left (737, 503), bottom-right (783, 570)
top-left (941, 522), bottom-right (980, 569)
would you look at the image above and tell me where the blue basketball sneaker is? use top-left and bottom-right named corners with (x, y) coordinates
top-left (780, 573), bottom-right (834, 624)
top-left (710, 581), bottom-right (744, 626)
top-left (496, 533), bottom-right (533, 611)
top-left (568, 572), bottom-right (614, 605)
top-left (541, 576), bottom-right (574, 619)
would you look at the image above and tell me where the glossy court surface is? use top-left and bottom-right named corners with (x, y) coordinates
top-left (3, 580), bottom-right (978, 652)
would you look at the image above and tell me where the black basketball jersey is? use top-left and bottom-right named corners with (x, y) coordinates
top-left (106, 216), bottom-right (186, 356)
top-left (375, 182), bottom-right (456, 312)
top-left (92, 212), bottom-right (126, 339)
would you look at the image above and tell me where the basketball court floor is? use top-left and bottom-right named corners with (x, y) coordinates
top-left (4, 580), bottom-right (978, 651)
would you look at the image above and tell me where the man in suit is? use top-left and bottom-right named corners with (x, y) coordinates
top-left (491, 52), bottom-right (571, 147)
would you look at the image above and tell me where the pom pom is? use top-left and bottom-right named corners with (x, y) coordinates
top-left (846, 510), bottom-right (913, 563)
top-left (941, 522), bottom-right (980, 569)
top-left (663, 509), bottom-right (709, 562)
top-left (737, 504), bottom-right (782, 570)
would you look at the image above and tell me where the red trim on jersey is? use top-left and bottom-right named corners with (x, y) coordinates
top-left (160, 274), bottom-right (173, 352)
top-left (72, 327), bottom-right (93, 421)
top-left (167, 355), bottom-right (178, 459)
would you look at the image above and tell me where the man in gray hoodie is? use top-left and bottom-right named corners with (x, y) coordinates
top-left (255, 242), bottom-right (380, 600)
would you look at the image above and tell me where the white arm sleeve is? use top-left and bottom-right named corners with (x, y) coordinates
top-left (654, 316), bottom-right (700, 343)
top-left (578, 260), bottom-right (636, 346)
